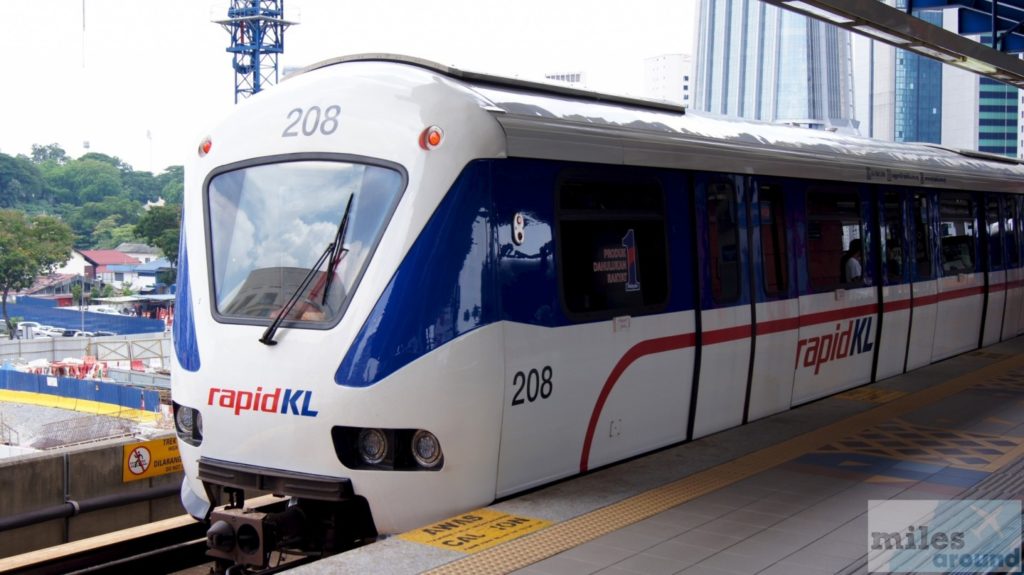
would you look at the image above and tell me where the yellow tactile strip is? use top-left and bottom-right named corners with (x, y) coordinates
top-left (818, 418), bottom-right (1024, 471)
top-left (835, 387), bottom-right (908, 404)
top-left (968, 367), bottom-right (1024, 393)
top-left (425, 352), bottom-right (1024, 575)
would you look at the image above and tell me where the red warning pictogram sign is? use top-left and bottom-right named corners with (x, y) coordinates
top-left (127, 446), bottom-right (151, 475)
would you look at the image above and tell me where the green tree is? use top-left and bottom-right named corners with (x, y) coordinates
top-left (136, 205), bottom-right (181, 265)
top-left (61, 159), bottom-right (124, 204)
top-left (155, 165), bottom-right (184, 204)
top-left (0, 210), bottom-right (74, 337)
top-left (79, 152), bottom-right (135, 175)
top-left (0, 154), bottom-right (44, 208)
top-left (123, 170), bottom-right (162, 204)
top-left (91, 215), bottom-right (138, 248)
top-left (30, 143), bottom-right (69, 165)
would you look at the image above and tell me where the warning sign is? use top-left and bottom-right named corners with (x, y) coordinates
top-left (399, 509), bottom-right (552, 553)
top-left (122, 437), bottom-right (182, 482)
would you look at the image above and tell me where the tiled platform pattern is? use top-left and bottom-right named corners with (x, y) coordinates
top-left (510, 367), bottom-right (1024, 575)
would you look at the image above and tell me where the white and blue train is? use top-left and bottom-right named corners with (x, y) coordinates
top-left (171, 55), bottom-right (1024, 567)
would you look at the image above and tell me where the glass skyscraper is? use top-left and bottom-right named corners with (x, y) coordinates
top-left (978, 78), bottom-right (1019, 156)
top-left (893, 11), bottom-right (943, 143)
top-left (977, 36), bottom-right (1018, 156)
top-left (694, 0), bottom-right (856, 131)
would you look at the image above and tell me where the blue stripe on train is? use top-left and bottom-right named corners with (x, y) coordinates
top-left (174, 228), bottom-right (201, 372)
top-left (335, 161), bottom-right (499, 387)
top-left (335, 159), bottom-right (697, 388)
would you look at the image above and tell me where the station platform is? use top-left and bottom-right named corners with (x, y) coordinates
top-left (292, 338), bottom-right (1024, 575)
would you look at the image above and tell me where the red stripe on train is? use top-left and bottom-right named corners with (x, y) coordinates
top-left (578, 284), bottom-right (991, 472)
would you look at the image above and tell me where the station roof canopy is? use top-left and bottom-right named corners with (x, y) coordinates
top-left (761, 0), bottom-right (1024, 88)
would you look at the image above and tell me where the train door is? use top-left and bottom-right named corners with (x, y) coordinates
top-left (982, 194), bottom-right (1006, 347)
top-left (875, 189), bottom-right (912, 380)
top-left (745, 178), bottom-right (799, 422)
top-left (905, 191), bottom-right (939, 370)
top-left (494, 162), bottom-right (693, 492)
top-left (1003, 196), bottom-right (1022, 339)
top-left (791, 183), bottom-right (878, 404)
top-left (691, 174), bottom-right (752, 438)
top-left (931, 192), bottom-right (983, 361)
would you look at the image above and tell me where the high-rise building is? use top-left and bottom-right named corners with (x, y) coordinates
top-left (864, 6), bottom-right (1020, 158)
top-left (975, 57), bottom-right (1019, 157)
top-left (693, 0), bottom-right (857, 131)
top-left (643, 54), bottom-right (692, 106)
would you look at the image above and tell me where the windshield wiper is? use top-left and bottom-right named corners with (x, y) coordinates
top-left (320, 194), bottom-right (354, 305)
top-left (259, 194), bottom-right (355, 346)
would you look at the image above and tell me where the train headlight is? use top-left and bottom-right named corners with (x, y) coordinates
top-left (175, 404), bottom-right (193, 434)
top-left (411, 430), bottom-right (443, 469)
top-left (357, 428), bottom-right (388, 465)
top-left (174, 402), bottom-right (203, 447)
top-left (332, 426), bottom-right (444, 471)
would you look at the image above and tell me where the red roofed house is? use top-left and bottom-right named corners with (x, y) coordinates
top-left (60, 249), bottom-right (141, 283)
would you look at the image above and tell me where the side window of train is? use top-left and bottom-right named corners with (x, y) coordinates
top-left (758, 184), bottom-right (788, 297)
top-left (707, 182), bottom-right (741, 303)
top-left (912, 193), bottom-right (934, 280)
top-left (986, 195), bottom-right (1004, 271)
top-left (557, 178), bottom-right (669, 320)
top-left (882, 191), bottom-right (905, 284)
top-left (806, 186), bottom-right (863, 290)
top-left (938, 192), bottom-right (977, 276)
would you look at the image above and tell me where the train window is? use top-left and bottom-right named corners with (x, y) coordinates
top-left (758, 184), bottom-right (788, 297)
top-left (912, 193), bottom-right (934, 280)
top-left (882, 192), bottom-right (905, 284)
top-left (938, 192), bottom-right (977, 276)
top-left (708, 182), bottom-right (741, 303)
top-left (207, 160), bottom-right (405, 325)
top-left (806, 187), bottom-right (863, 290)
top-left (986, 196), bottom-right (1004, 271)
top-left (558, 179), bottom-right (668, 319)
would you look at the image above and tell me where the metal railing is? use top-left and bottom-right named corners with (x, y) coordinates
top-left (31, 414), bottom-right (135, 450)
top-left (0, 332), bottom-right (172, 369)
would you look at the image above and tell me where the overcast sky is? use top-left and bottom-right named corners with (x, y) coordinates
top-left (0, 0), bottom-right (697, 174)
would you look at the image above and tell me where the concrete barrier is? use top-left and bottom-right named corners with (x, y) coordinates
top-left (0, 434), bottom-right (185, 557)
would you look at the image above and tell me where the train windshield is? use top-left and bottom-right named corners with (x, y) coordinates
top-left (207, 160), bottom-right (403, 326)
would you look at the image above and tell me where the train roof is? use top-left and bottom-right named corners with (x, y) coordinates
top-left (296, 54), bottom-right (1024, 193)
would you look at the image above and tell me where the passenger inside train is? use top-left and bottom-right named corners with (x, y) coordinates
top-left (841, 238), bottom-right (863, 284)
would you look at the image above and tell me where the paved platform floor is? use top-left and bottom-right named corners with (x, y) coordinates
top-left (293, 338), bottom-right (1024, 575)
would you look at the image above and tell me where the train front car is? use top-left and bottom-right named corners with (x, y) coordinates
top-left (171, 58), bottom-right (507, 567)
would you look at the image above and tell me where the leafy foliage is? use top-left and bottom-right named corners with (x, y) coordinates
top-left (0, 154), bottom-right (44, 209)
top-left (0, 143), bottom-right (184, 255)
top-left (136, 205), bottom-right (182, 265)
top-left (30, 143), bottom-right (69, 165)
top-left (0, 210), bottom-right (74, 336)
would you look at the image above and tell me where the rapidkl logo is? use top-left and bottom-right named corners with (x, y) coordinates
top-left (795, 317), bottom-right (874, 374)
top-left (208, 386), bottom-right (318, 417)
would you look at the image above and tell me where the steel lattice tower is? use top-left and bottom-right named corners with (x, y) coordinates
top-left (216, 1), bottom-right (295, 103)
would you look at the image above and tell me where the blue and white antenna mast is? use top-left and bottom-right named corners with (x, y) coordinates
top-left (216, 1), bottom-right (296, 103)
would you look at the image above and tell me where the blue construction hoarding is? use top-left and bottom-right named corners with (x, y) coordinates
top-left (7, 297), bottom-right (166, 335)
top-left (0, 368), bottom-right (161, 413)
